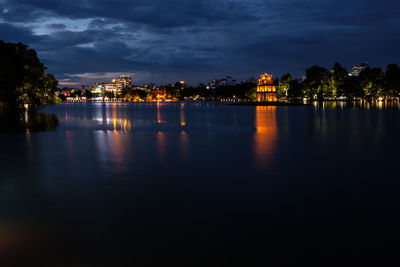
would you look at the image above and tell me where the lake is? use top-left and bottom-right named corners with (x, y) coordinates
top-left (1, 102), bottom-right (400, 266)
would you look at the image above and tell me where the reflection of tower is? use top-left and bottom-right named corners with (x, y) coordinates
top-left (254, 106), bottom-right (278, 170)
top-left (180, 103), bottom-right (186, 127)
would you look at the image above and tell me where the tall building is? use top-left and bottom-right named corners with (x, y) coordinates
top-left (119, 75), bottom-right (132, 88)
top-left (92, 74), bottom-right (131, 96)
top-left (112, 75), bottom-right (132, 89)
top-left (257, 73), bottom-right (277, 102)
top-left (352, 62), bottom-right (369, 77)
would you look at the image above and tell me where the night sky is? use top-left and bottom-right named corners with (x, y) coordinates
top-left (1, 0), bottom-right (400, 86)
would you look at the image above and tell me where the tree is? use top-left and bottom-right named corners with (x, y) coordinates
top-left (104, 91), bottom-right (115, 100)
top-left (340, 76), bottom-right (362, 99)
top-left (358, 68), bottom-right (384, 99)
top-left (124, 89), bottom-right (148, 101)
top-left (287, 80), bottom-right (303, 99)
top-left (276, 74), bottom-right (292, 98)
top-left (383, 64), bottom-right (400, 98)
top-left (303, 65), bottom-right (331, 100)
top-left (331, 62), bottom-right (348, 97)
top-left (84, 90), bottom-right (93, 99)
top-left (0, 40), bottom-right (60, 107)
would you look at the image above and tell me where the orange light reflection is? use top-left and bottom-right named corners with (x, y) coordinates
top-left (254, 106), bottom-right (278, 170)
top-left (180, 103), bottom-right (186, 127)
top-left (157, 131), bottom-right (167, 161)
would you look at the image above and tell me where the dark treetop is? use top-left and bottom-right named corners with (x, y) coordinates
top-left (0, 40), bottom-right (60, 107)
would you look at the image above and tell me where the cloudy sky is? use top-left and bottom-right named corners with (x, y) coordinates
top-left (1, 0), bottom-right (400, 86)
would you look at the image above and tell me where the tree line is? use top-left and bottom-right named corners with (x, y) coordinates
top-left (275, 63), bottom-right (400, 101)
top-left (0, 40), bottom-right (60, 107)
top-left (115, 82), bottom-right (257, 101)
top-left (120, 62), bottom-right (400, 102)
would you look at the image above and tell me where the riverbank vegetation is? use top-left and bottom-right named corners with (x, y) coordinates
top-left (275, 63), bottom-right (400, 101)
top-left (0, 40), bottom-right (61, 108)
top-left (75, 62), bottom-right (399, 103)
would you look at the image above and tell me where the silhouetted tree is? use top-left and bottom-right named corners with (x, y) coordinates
top-left (331, 62), bottom-right (348, 97)
top-left (287, 80), bottom-right (303, 99)
top-left (358, 68), bottom-right (384, 99)
top-left (0, 40), bottom-right (60, 107)
top-left (383, 64), bottom-right (400, 97)
top-left (303, 65), bottom-right (331, 100)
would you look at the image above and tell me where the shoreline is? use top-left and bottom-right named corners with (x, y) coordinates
top-left (222, 101), bottom-right (311, 106)
top-left (59, 99), bottom-right (400, 108)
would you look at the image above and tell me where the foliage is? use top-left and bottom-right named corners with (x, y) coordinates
top-left (276, 74), bottom-right (292, 98)
top-left (275, 62), bottom-right (400, 100)
top-left (383, 64), bottom-right (400, 97)
top-left (0, 40), bottom-right (60, 107)
top-left (123, 89), bottom-right (148, 101)
top-left (214, 82), bottom-right (257, 100)
top-left (303, 65), bottom-right (331, 100)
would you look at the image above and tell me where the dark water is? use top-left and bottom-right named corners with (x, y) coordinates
top-left (0, 106), bottom-right (58, 133)
top-left (1, 102), bottom-right (400, 266)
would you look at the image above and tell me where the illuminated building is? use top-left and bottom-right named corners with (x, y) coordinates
top-left (92, 82), bottom-right (122, 95)
top-left (91, 83), bottom-right (103, 94)
top-left (118, 75), bottom-right (132, 88)
top-left (207, 76), bottom-right (237, 89)
top-left (351, 62), bottom-right (369, 77)
top-left (91, 74), bottom-right (131, 96)
top-left (257, 73), bottom-right (277, 102)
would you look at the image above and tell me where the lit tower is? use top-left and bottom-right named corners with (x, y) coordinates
top-left (257, 73), bottom-right (277, 102)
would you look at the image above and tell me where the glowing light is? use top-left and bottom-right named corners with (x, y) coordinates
top-left (254, 106), bottom-right (278, 170)
top-left (256, 73), bottom-right (277, 102)
top-left (180, 103), bottom-right (186, 127)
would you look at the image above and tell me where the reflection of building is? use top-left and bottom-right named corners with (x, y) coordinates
top-left (257, 73), bottom-right (277, 102)
top-left (351, 62), bottom-right (369, 77)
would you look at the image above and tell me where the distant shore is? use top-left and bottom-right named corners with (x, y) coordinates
top-left (222, 101), bottom-right (311, 106)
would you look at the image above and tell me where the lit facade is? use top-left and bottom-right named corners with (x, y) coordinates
top-left (114, 75), bottom-right (132, 89)
top-left (91, 74), bottom-right (131, 96)
top-left (92, 83), bottom-right (122, 95)
top-left (257, 73), bottom-right (277, 102)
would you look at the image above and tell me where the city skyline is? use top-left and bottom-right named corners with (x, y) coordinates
top-left (1, 0), bottom-right (399, 86)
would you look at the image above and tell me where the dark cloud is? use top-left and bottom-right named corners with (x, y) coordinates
top-left (46, 23), bottom-right (67, 30)
top-left (1, 0), bottom-right (400, 85)
top-left (0, 22), bottom-right (40, 43)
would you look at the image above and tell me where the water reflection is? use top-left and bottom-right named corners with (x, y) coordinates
top-left (179, 103), bottom-right (189, 160)
top-left (312, 100), bottom-right (400, 109)
top-left (157, 102), bottom-right (167, 124)
top-left (254, 106), bottom-right (278, 170)
top-left (0, 106), bottom-right (59, 133)
top-left (180, 103), bottom-right (186, 127)
top-left (157, 131), bottom-right (167, 161)
top-left (180, 130), bottom-right (189, 161)
top-left (2, 102), bottom-right (400, 266)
